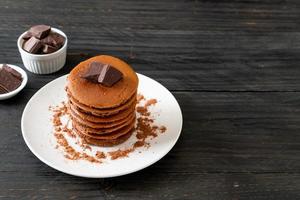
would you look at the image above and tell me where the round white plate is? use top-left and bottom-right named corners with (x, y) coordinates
top-left (21, 73), bottom-right (183, 178)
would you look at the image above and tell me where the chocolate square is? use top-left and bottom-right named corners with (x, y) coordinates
top-left (42, 45), bottom-right (58, 54)
top-left (0, 85), bottom-right (8, 94)
top-left (3, 64), bottom-right (22, 80)
top-left (28, 25), bottom-right (51, 39)
top-left (41, 32), bottom-right (65, 48)
top-left (82, 62), bottom-right (123, 87)
top-left (0, 66), bottom-right (22, 92)
top-left (23, 37), bottom-right (42, 53)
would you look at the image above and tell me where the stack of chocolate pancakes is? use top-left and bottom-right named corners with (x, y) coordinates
top-left (67, 55), bottom-right (138, 146)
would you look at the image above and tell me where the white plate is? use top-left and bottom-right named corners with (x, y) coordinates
top-left (21, 73), bottom-right (183, 178)
top-left (0, 64), bottom-right (28, 100)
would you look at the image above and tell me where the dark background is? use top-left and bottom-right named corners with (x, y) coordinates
top-left (1, 0), bottom-right (300, 199)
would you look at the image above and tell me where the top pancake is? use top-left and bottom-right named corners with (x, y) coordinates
top-left (67, 55), bottom-right (138, 108)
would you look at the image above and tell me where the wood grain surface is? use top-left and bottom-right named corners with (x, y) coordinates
top-left (0, 0), bottom-right (300, 199)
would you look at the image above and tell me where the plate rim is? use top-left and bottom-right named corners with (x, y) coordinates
top-left (21, 73), bottom-right (183, 178)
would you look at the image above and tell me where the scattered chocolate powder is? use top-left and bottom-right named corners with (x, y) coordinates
top-left (136, 106), bottom-right (150, 116)
top-left (134, 141), bottom-right (145, 148)
top-left (52, 114), bottom-right (62, 126)
top-left (54, 131), bottom-right (81, 160)
top-left (81, 153), bottom-right (101, 163)
top-left (55, 127), bottom-right (62, 132)
top-left (145, 99), bottom-right (157, 107)
top-left (82, 144), bottom-right (92, 151)
top-left (108, 148), bottom-right (134, 160)
top-left (136, 94), bottom-right (145, 104)
top-left (108, 96), bottom-right (167, 159)
top-left (130, 97), bottom-right (167, 151)
top-left (96, 151), bottom-right (106, 159)
top-left (78, 138), bottom-right (92, 151)
top-left (159, 126), bottom-right (167, 133)
top-left (136, 117), bottom-right (157, 139)
top-left (50, 102), bottom-right (103, 163)
top-left (50, 93), bottom-right (167, 162)
top-left (62, 125), bottom-right (76, 138)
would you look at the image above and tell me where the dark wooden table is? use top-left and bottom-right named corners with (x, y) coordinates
top-left (1, 0), bottom-right (300, 199)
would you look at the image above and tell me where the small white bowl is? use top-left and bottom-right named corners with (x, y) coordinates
top-left (0, 64), bottom-right (28, 100)
top-left (17, 27), bottom-right (68, 74)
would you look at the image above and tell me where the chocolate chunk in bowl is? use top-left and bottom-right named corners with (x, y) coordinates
top-left (23, 37), bottom-right (42, 54)
top-left (17, 25), bottom-right (68, 74)
top-left (42, 32), bottom-right (65, 48)
top-left (28, 25), bottom-right (51, 39)
top-left (42, 45), bottom-right (57, 54)
top-left (22, 25), bottom-right (65, 55)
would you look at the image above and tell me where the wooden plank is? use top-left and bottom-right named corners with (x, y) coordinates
top-left (0, 172), bottom-right (300, 200)
top-left (0, 0), bottom-right (299, 91)
top-left (1, 0), bottom-right (300, 199)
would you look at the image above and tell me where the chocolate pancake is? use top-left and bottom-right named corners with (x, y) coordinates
top-left (67, 55), bottom-right (138, 147)
top-left (69, 100), bottom-right (136, 123)
top-left (74, 127), bottom-right (134, 147)
top-left (70, 110), bottom-right (135, 129)
top-left (72, 114), bottom-right (136, 135)
top-left (73, 118), bottom-right (135, 140)
top-left (67, 55), bottom-right (138, 108)
top-left (68, 92), bottom-right (137, 116)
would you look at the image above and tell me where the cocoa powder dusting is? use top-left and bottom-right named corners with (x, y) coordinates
top-left (107, 95), bottom-right (167, 159)
top-left (49, 93), bottom-right (167, 162)
top-left (82, 144), bottom-right (92, 151)
top-left (136, 94), bottom-right (145, 104)
top-left (82, 153), bottom-right (101, 163)
top-left (78, 138), bottom-right (92, 151)
top-left (62, 125), bottom-right (76, 138)
top-left (144, 99), bottom-right (157, 107)
top-left (133, 96), bottom-right (167, 149)
top-left (96, 151), bottom-right (106, 159)
top-left (136, 106), bottom-right (150, 116)
top-left (50, 102), bottom-right (104, 163)
top-left (52, 114), bottom-right (62, 126)
top-left (108, 148), bottom-right (134, 160)
top-left (159, 126), bottom-right (167, 133)
top-left (134, 141), bottom-right (145, 148)
top-left (136, 117), bottom-right (157, 140)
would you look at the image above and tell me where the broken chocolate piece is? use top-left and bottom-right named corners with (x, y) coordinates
top-left (22, 25), bottom-right (65, 55)
top-left (82, 62), bottom-right (123, 87)
top-left (23, 37), bottom-right (42, 53)
top-left (0, 85), bottom-right (8, 94)
top-left (0, 65), bottom-right (22, 93)
top-left (22, 32), bottom-right (32, 40)
top-left (3, 64), bottom-right (22, 80)
top-left (42, 32), bottom-right (65, 48)
top-left (42, 45), bottom-right (57, 54)
top-left (81, 62), bottom-right (104, 83)
top-left (98, 65), bottom-right (123, 87)
top-left (51, 32), bottom-right (65, 47)
top-left (28, 25), bottom-right (51, 39)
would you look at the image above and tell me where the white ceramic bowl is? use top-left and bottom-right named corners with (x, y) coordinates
top-left (17, 27), bottom-right (68, 74)
top-left (0, 64), bottom-right (28, 100)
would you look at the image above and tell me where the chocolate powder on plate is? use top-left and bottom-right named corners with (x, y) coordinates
top-left (50, 103), bottom-right (103, 163)
top-left (108, 148), bottom-right (134, 160)
top-left (96, 151), bottom-right (107, 159)
top-left (106, 96), bottom-right (167, 159)
top-left (49, 93), bottom-right (167, 162)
